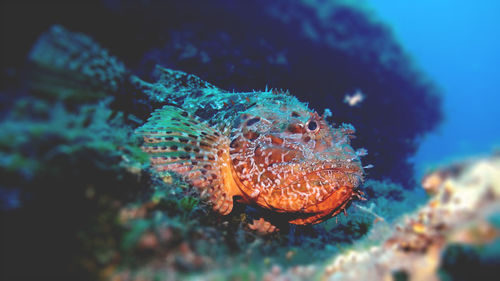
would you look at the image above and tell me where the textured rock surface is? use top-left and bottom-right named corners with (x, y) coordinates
top-left (259, 155), bottom-right (500, 281)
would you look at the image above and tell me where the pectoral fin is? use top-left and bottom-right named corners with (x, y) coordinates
top-left (136, 105), bottom-right (242, 215)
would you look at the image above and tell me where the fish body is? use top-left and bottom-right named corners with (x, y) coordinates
top-left (136, 66), bottom-right (365, 225)
top-left (29, 25), bottom-right (366, 226)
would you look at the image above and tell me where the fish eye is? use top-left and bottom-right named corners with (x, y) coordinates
top-left (307, 120), bottom-right (318, 132)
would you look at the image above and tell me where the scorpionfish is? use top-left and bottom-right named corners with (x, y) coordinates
top-left (134, 66), bottom-right (366, 226)
top-left (29, 25), bottom-right (366, 227)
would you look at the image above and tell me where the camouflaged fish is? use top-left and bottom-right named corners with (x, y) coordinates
top-left (29, 25), bottom-right (366, 228)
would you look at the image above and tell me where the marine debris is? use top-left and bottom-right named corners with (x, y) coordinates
top-left (343, 90), bottom-right (365, 107)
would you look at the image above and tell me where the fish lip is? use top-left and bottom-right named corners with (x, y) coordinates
top-left (273, 163), bottom-right (364, 191)
top-left (304, 168), bottom-right (363, 187)
top-left (262, 166), bottom-right (363, 213)
top-left (262, 159), bottom-right (363, 195)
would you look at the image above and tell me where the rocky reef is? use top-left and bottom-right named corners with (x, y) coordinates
top-left (260, 155), bottom-right (500, 281)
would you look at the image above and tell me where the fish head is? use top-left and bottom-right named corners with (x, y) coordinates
top-left (229, 102), bottom-right (364, 224)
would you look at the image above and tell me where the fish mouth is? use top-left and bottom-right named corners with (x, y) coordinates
top-left (278, 160), bottom-right (363, 189)
top-left (262, 160), bottom-right (363, 212)
top-left (305, 168), bottom-right (363, 188)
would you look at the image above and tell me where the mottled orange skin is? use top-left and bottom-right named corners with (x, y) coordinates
top-left (138, 92), bottom-right (365, 227)
top-left (227, 104), bottom-right (364, 225)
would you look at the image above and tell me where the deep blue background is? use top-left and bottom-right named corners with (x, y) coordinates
top-left (369, 0), bottom-right (500, 176)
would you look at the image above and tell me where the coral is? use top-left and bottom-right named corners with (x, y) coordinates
top-left (0, 97), bottom-right (148, 279)
top-left (248, 218), bottom-right (279, 236)
top-left (321, 155), bottom-right (500, 280)
top-left (247, 156), bottom-right (500, 281)
top-left (28, 25), bottom-right (127, 100)
top-left (106, 177), bottom-right (424, 280)
top-left (0, 98), bottom-right (145, 179)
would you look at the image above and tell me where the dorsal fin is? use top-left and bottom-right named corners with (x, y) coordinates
top-left (136, 105), bottom-right (242, 215)
top-left (154, 65), bottom-right (220, 92)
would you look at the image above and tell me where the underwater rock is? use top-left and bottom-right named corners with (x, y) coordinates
top-left (253, 155), bottom-right (499, 281)
top-left (0, 98), bottom-right (149, 280)
top-left (319, 155), bottom-right (500, 281)
top-left (28, 25), bottom-right (127, 100)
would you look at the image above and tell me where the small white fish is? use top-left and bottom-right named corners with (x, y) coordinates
top-left (344, 89), bottom-right (365, 107)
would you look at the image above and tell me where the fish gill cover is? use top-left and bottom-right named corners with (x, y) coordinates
top-left (0, 0), bottom-right (459, 280)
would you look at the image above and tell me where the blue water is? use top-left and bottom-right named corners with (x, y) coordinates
top-left (368, 0), bottom-right (500, 177)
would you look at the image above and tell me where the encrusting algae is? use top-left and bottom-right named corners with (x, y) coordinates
top-left (324, 155), bottom-right (500, 281)
top-left (29, 25), bottom-right (367, 232)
